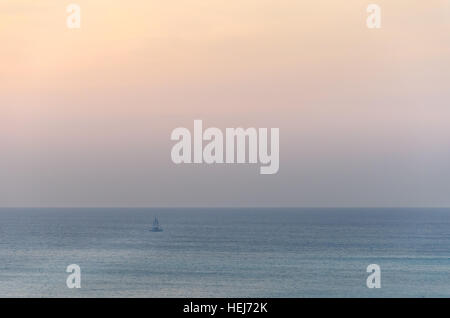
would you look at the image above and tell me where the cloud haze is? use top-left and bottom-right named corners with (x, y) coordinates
top-left (1, 0), bottom-right (450, 207)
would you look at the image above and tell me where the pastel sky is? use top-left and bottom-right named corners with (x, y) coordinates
top-left (1, 1), bottom-right (450, 207)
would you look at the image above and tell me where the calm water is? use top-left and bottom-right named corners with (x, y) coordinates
top-left (0, 208), bottom-right (449, 297)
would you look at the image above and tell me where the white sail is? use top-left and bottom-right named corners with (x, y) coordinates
top-left (151, 217), bottom-right (163, 232)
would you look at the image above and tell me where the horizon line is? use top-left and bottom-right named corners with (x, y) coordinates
top-left (1, 206), bottom-right (450, 209)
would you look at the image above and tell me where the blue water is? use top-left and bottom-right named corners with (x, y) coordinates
top-left (0, 208), bottom-right (449, 297)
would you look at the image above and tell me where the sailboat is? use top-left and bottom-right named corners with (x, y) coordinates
top-left (150, 217), bottom-right (163, 232)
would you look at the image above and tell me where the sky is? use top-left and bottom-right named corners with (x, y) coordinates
top-left (1, 0), bottom-right (450, 207)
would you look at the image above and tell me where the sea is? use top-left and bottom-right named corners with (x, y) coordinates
top-left (0, 208), bottom-right (449, 297)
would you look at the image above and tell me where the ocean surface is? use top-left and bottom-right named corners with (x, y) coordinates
top-left (0, 208), bottom-right (449, 297)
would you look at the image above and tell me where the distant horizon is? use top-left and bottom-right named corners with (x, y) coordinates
top-left (2, 206), bottom-right (450, 209)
